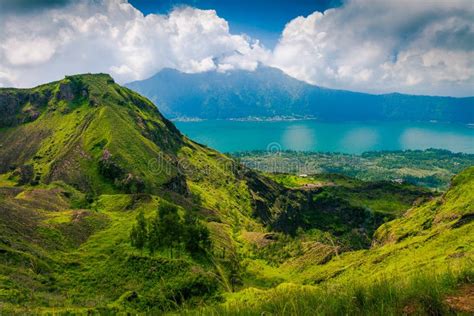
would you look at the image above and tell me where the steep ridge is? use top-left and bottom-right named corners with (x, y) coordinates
top-left (126, 66), bottom-right (474, 123)
top-left (0, 74), bottom-right (185, 194)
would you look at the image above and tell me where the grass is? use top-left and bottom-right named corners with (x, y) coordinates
top-left (0, 188), bottom-right (224, 314)
top-left (0, 74), bottom-right (269, 313)
top-left (193, 168), bottom-right (474, 315)
top-left (268, 173), bottom-right (432, 215)
top-left (185, 265), bottom-right (473, 315)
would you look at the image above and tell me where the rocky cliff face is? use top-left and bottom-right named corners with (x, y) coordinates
top-left (0, 90), bottom-right (50, 127)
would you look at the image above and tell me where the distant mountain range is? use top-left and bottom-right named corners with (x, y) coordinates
top-left (126, 66), bottom-right (474, 123)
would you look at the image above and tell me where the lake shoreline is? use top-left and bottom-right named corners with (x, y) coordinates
top-left (171, 117), bottom-right (474, 125)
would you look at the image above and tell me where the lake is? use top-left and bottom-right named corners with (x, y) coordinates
top-left (175, 120), bottom-right (474, 154)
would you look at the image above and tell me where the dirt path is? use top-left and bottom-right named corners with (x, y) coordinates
top-left (445, 284), bottom-right (474, 313)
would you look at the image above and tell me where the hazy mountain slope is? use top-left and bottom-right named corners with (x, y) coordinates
top-left (126, 67), bottom-right (474, 123)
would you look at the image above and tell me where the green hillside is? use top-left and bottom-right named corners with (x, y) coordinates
top-left (0, 74), bottom-right (472, 314)
top-left (0, 74), bottom-right (262, 312)
top-left (190, 167), bottom-right (474, 315)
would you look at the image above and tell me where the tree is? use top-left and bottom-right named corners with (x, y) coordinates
top-left (137, 202), bottom-right (211, 258)
top-left (147, 210), bottom-right (162, 254)
top-left (148, 202), bottom-right (183, 258)
top-left (130, 210), bottom-right (147, 252)
top-left (183, 212), bottom-right (211, 255)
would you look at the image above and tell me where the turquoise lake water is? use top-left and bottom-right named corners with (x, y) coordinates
top-left (174, 120), bottom-right (474, 154)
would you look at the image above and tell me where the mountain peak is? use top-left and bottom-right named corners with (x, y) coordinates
top-left (1, 73), bottom-right (118, 127)
top-left (57, 73), bottom-right (116, 101)
top-left (0, 73), bottom-right (187, 194)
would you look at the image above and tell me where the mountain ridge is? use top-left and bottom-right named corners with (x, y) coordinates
top-left (135, 66), bottom-right (474, 98)
top-left (126, 66), bottom-right (474, 123)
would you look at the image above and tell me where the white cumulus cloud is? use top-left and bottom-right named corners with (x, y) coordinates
top-left (271, 0), bottom-right (474, 96)
top-left (0, 0), bottom-right (270, 87)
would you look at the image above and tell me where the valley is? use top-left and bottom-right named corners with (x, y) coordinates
top-left (234, 149), bottom-right (474, 190)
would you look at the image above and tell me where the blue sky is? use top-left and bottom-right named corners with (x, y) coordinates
top-left (128, 0), bottom-right (341, 47)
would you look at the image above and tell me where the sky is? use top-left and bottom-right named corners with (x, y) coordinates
top-left (128, 0), bottom-right (342, 47)
top-left (0, 0), bottom-right (473, 96)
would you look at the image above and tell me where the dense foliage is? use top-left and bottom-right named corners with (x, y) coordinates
top-left (234, 149), bottom-right (474, 189)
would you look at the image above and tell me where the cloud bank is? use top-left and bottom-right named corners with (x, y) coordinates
top-left (0, 0), bottom-right (270, 88)
top-left (272, 0), bottom-right (474, 96)
top-left (0, 0), bottom-right (473, 96)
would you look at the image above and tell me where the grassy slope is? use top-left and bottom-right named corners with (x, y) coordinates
top-left (0, 185), bottom-right (221, 313)
top-left (195, 167), bottom-right (474, 315)
top-left (0, 74), bottom-right (185, 194)
top-left (0, 74), bottom-right (262, 313)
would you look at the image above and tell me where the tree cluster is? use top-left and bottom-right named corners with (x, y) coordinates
top-left (130, 202), bottom-right (211, 258)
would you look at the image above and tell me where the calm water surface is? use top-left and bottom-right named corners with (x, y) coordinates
top-left (175, 120), bottom-right (474, 154)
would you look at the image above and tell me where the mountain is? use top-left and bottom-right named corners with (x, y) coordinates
top-left (0, 74), bottom-right (185, 194)
top-left (126, 66), bottom-right (474, 123)
top-left (0, 73), bottom-right (266, 311)
top-left (0, 74), bottom-right (472, 314)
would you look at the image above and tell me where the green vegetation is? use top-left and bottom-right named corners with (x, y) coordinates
top-left (130, 210), bottom-right (148, 251)
top-left (188, 267), bottom-right (473, 315)
top-left (186, 167), bottom-right (474, 315)
top-left (268, 173), bottom-right (431, 216)
top-left (0, 74), bottom-right (472, 314)
top-left (131, 202), bottom-right (211, 257)
top-left (234, 149), bottom-right (474, 189)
